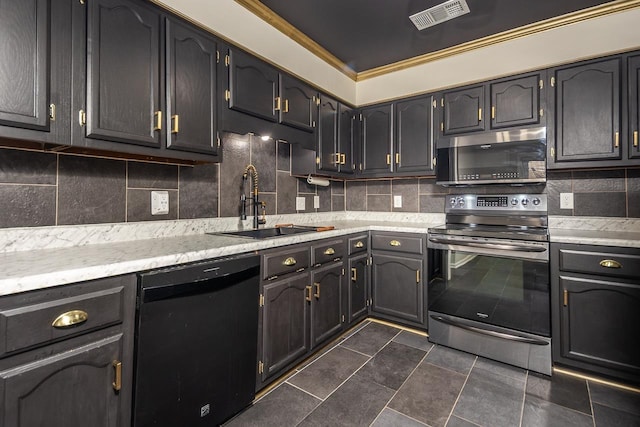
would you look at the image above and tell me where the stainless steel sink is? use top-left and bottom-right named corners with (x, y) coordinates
top-left (213, 225), bottom-right (320, 239)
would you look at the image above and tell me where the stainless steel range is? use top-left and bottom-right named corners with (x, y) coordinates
top-left (427, 194), bottom-right (551, 375)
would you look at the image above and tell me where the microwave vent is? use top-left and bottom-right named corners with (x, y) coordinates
top-left (409, 0), bottom-right (470, 30)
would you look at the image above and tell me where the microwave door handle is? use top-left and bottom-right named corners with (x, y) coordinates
top-left (427, 237), bottom-right (547, 253)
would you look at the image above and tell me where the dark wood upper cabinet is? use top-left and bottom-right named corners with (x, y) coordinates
top-left (0, 0), bottom-right (49, 131)
top-left (629, 55), bottom-right (640, 159)
top-left (394, 95), bottom-right (435, 175)
top-left (279, 74), bottom-right (317, 132)
top-left (490, 74), bottom-right (541, 129)
top-left (549, 58), bottom-right (621, 165)
top-left (360, 103), bottom-right (393, 175)
top-left (165, 19), bottom-right (218, 155)
top-left (228, 49), bottom-right (279, 122)
top-left (442, 85), bottom-right (485, 135)
top-left (86, 0), bottom-right (161, 147)
top-left (317, 95), bottom-right (339, 173)
top-left (338, 104), bottom-right (356, 174)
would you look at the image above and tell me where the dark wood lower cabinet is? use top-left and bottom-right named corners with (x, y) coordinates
top-left (310, 263), bottom-right (343, 348)
top-left (1, 334), bottom-right (124, 427)
top-left (347, 253), bottom-right (368, 323)
top-left (371, 254), bottom-right (424, 326)
top-left (260, 273), bottom-right (311, 383)
top-left (551, 243), bottom-right (640, 383)
top-left (0, 274), bottom-right (136, 427)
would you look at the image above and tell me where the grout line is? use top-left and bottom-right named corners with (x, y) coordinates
top-left (0, 182), bottom-right (57, 187)
top-left (380, 407), bottom-right (430, 426)
top-left (518, 371), bottom-right (528, 427)
top-left (586, 381), bottom-right (597, 427)
top-left (55, 153), bottom-right (59, 226)
top-left (444, 354), bottom-right (477, 426)
top-left (284, 381), bottom-right (325, 402)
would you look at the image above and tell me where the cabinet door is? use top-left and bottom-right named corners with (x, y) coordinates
top-left (86, 0), bottom-right (161, 147)
top-left (490, 74), bottom-right (541, 129)
top-left (338, 104), bottom-right (356, 174)
top-left (280, 74), bottom-right (317, 132)
top-left (310, 263), bottom-right (343, 348)
top-left (165, 19), bottom-right (218, 155)
top-left (0, 334), bottom-right (124, 427)
top-left (361, 104), bottom-right (393, 175)
top-left (0, 0), bottom-right (49, 131)
top-left (348, 253), bottom-right (368, 323)
top-left (395, 95), bottom-right (435, 174)
top-left (317, 95), bottom-right (339, 172)
top-left (442, 86), bottom-right (485, 135)
top-left (629, 55), bottom-right (640, 159)
top-left (371, 254), bottom-right (423, 324)
top-left (261, 274), bottom-right (310, 381)
top-left (551, 58), bottom-right (621, 163)
top-left (228, 49), bottom-right (278, 122)
top-left (559, 276), bottom-right (640, 376)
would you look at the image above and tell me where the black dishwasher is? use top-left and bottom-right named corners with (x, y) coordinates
top-left (133, 253), bottom-right (260, 427)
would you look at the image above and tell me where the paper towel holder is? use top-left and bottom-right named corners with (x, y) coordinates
top-left (306, 175), bottom-right (330, 187)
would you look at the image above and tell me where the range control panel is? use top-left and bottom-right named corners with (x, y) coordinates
top-left (445, 194), bottom-right (547, 212)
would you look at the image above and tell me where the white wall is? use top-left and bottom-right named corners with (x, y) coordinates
top-left (155, 0), bottom-right (640, 106)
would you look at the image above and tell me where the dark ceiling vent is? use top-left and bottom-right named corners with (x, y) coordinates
top-left (409, 0), bottom-right (471, 30)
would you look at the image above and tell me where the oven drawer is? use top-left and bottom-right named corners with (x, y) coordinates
top-left (372, 232), bottom-right (424, 255)
top-left (558, 247), bottom-right (640, 279)
top-left (348, 234), bottom-right (368, 255)
top-left (262, 246), bottom-right (310, 279)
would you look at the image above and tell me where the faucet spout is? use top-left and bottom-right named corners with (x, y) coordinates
top-left (242, 165), bottom-right (266, 229)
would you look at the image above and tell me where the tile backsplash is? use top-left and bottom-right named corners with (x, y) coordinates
top-left (0, 135), bottom-right (638, 229)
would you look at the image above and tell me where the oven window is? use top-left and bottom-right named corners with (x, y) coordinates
top-left (428, 250), bottom-right (550, 336)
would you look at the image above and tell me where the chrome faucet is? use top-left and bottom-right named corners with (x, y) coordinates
top-left (241, 164), bottom-right (266, 229)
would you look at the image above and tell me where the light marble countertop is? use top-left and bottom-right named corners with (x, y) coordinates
top-left (1, 212), bottom-right (639, 297)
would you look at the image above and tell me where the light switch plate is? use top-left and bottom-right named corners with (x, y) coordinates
top-left (393, 195), bottom-right (402, 208)
top-left (560, 192), bottom-right (574, 209)
top-left (313, 196), bottom-right (320, 209)
top-left (296, 196), bottom-right (305, 211)
top-left (151, 191), bottom-right (169, 215)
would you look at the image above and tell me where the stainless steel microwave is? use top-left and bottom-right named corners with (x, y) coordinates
top-left (436, 127), bottom-right (546, 186)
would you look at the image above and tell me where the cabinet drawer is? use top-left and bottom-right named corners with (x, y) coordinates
top-left (0, 276), bottom-right (129, 358)
top-left (371, 233), bottom-right (424, 255)
top-left (312, 239), bottom-right (345, 266)
top-left (559, 248), bottom-right (640, 279)
top-left (348, 234), bottom-right (368, 255)
top-left (262, 246), bottom-right (310, 279)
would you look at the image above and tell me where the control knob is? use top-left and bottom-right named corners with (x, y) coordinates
top-left (532, 197), bottom-right (541, 206)
top-left (511, 198), bottom-right (518, 206)
top-left (450, 198), bottom-right (457, 206)
top-left (458, 198), bottom-right (465, 207)
top-left (521, 197), bottom-right (529, 206)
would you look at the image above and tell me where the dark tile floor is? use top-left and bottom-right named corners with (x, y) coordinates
top-left (225, 321), bottom-right (640, 427)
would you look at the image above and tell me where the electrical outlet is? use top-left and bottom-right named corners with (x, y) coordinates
top-left (296, 196), bottom-right (305, 211)
top-left (151, 191), bottom-right (169, 215)
top-left (313, 196), bottom-right (320, 209)
top-left (393, 195), bottom-right (402, 208)
top-left (560, 192), bottom-right (574, 210)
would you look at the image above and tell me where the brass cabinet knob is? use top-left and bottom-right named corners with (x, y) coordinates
top-left (389, 240), bottom-right (401, 247)
top-left (323, 247), bottom-right (335, 256)
top-left (283, 257), bottom-right (297, 266)
top-left (354, 241), bottom-right (364, 248)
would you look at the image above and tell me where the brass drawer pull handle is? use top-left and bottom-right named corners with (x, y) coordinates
top-left (112, 360), bottom-right (122, 391)
top-left (351, 268), bottom-right (357, 281)
top-left (283, 99), bottom-right (289, 113)
top-left (171, 114), bottom-right (179, 134)
top-left (52, 310), bottom-right (88, 329)
top-left (275, 96), bottom-right (282, 111)
top-left (341, 153), bottom-right (346, 165)
top-left (283, 257), bottom-right (297, 266)
top-left (354, 241), bottom-right (364, 248)
top-left (335, 153), bottom-right (341, 164)
top-left (324, 247), bottom-right (335, 256)
top-left (386, 154), bottom-right (391, 165)
top-left (314, 283), bottom-right (320, 299)
top-left (600, 259), bottom-right (621, 269)
top-left (389, 240), bottom-right (401, 247)
top-left (153, 110), bottom-right (162, 131)
top-left (305, 285), bottom-right (312, 302)
top-left (634, 130), bottom-right (638, 147)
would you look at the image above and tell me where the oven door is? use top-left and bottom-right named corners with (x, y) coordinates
top-left (427, 234), bottom-right (550, 337)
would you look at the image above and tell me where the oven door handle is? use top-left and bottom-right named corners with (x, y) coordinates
top-left (428, 237), bottom-right (547, 252)
top-left (430, 315), bottom-right (549, 346)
